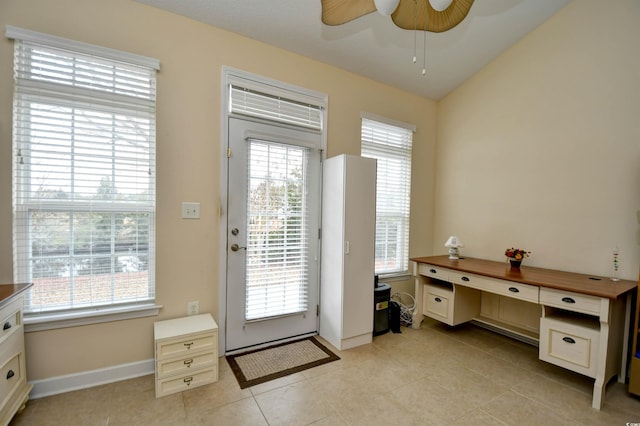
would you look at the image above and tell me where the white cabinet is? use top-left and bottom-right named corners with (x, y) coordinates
top-left (423, 282), bottom-right (480, 326)
top-left (154, 314), bottom-right (218, 398)
top-left (320, 154), bottom-right (376, 350)
top-left (0, 284), bottom-right (32, 426)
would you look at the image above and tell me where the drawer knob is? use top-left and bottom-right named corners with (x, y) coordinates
top-left (508, 287), bottom-right (520, 293)
top-left (3, 322), bottom-right (11, 331)
top-left (562, 337), bottom-right (576, 344)
top-left (434, 297), bottom-right (442, 303)
top-left (561, 297), bottom-right (576, 304)
top-left (184, 359), bottom-right (193, 367)
top-left (184, 342), bottom-right (194, 349)
top-left (461, 276), bottom-right (470, 282)
top-left (6, 370), bottom-right (14, 380)
top-left (184, 376), bottom-right (193, 385)
top-left (429, 269), bottom-right (437, 274)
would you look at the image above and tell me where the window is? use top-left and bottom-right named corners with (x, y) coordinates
top-left (8, 27), bottom-right (159, 323)
top-left (361, 114), bottom-right (414, 276)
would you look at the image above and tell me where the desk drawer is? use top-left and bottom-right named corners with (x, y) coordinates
top-left (539, 288), bottom-right (601, 316)
top-left (417, 264), bottom-right (450, 281)
top-left (156, 332), bottom-right (217, 361)
top-left (539, 316), bottom-right (599, 378)
top-left (451, 272), bottom-right (538, 303)
top-left (423, 285), bottom-right (451, 321)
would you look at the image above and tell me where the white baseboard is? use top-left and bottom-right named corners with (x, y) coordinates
top-left (29, 359), bottom-right (155, 399)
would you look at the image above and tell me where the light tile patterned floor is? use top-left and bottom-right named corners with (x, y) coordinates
top-left (10, 318), bottom-right (640, 425)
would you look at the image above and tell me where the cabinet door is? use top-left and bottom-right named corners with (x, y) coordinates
top-left (342, 156), bottom-right (376, 338)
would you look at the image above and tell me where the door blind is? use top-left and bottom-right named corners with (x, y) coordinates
top-left (230, 85), bottom-right (323, 131)
top-left (245, 140), bottom-right (310, 320)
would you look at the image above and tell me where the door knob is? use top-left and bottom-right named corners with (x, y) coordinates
top-left (230, 243), bottom-right (246, 252)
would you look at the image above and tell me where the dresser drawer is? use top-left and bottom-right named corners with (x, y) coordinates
top-left (539, 288), bottom-right (601, 316)
top-left (539, 316), bottom-right (599, 377)
top-left (0, 299), bottom-right (21, 346)
top-left (156, 332), bottom-right (217, 361)
top-left (156, 351), bottom-right (217, 379)
top-left (417, 264), bottom-right (450, 281)
top-left (155, 366), bottom-right (217, 398)
top-left (0, 351), bottom-right (24, 408)
top-left (423, 285), bottom-right (451, 321)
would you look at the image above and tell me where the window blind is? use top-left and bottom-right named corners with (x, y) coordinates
top-left (10, 31), bottom-right (157, 314)
top-left (230, 85), bottom-right (323, 131)
top-left (361, 117), bottom-right (413, 276)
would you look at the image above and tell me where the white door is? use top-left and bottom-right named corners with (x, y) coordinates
top-left (226, 118), bottom-right (321, 352)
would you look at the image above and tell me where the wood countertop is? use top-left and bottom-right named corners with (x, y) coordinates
top-left (411, 255), bottom-right (636, 300)
top-left (0, 283), bottom-right (33, 308)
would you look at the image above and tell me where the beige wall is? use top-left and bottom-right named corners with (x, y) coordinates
top-left (0, 0), bottom-right (436, 380)
top-left (436, 0), bottom-right (640, 280)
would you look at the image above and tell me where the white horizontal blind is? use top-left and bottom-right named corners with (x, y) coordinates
top-left (11, 34), bottom-right (157, 314)
top-left (245, 140), bottom-right (310, 320)
top-left (361, 118), bottom-right (413, 276)
top-left (230, 85), bottom-right (323, 131)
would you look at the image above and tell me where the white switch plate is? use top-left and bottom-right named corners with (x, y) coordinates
top-left (181, 202), bottom-right (200, 219)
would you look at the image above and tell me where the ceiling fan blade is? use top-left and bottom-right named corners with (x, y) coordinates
top-left (321, 0), bottom-right (377, 26)
top-left (392, 0), bottom-right (474, 32)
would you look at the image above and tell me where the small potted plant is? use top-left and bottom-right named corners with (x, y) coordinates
top-left (505, 248), bottom-right (530, 268)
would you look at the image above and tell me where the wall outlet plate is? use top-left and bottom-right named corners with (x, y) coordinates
top-left (181, 202), bottom-right (200, 219)
top-left (187, 301), bottom-right (199, 316)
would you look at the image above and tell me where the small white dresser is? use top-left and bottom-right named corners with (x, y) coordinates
top-left (0, 283), bottom-right (32, 426)
top-left (153, 314), bottom-right (218, 398)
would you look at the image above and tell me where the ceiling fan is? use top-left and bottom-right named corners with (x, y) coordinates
top-left (321, 0), bottom-right (475, 33)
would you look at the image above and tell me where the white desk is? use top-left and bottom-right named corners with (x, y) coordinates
top-left (411, 256), bottom-right (637, 410)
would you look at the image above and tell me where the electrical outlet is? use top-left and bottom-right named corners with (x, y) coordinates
top-left (187, 301), bottom-right (199, 316)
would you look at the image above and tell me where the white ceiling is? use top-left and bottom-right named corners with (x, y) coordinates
top-left (135, 0), bottom-right (571, 100)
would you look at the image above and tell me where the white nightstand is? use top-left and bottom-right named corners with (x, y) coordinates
top-left (153, 314), bottom-right (218, 398)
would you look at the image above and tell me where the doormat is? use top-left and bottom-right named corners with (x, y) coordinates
top-left (226, 336), bottom-right (340, 389)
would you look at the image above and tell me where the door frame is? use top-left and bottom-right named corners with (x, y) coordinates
top-left (218, 67), bottom-right (328, 355)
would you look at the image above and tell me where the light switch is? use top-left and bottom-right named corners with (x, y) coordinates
top-left (181, 202), bottom-right (200, 219)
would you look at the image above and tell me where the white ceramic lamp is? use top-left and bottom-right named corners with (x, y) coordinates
top-left (444, 236), bottom-right (463, 260)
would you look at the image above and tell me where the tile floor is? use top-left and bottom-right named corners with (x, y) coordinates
top-left (9, 318), bottom-right (640, 425)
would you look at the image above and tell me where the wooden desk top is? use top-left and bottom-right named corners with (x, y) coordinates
top-left (411, 255), bottom-right (637, 300)
top-left (0, 283), bottom-right (33, 308)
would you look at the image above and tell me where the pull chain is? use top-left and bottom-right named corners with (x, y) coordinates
top-left (412, 0), bottom-right (417, 64)
top-left (422, 0), bottom-right (427, 76)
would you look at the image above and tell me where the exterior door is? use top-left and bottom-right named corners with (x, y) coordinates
top-left (226, 118), bottom-right (321, 352)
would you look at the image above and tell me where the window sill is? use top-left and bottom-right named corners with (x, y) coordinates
top-left (24, 303), bottom-right (163, 333)
top-left (377, 273), bottom-right (411, 282)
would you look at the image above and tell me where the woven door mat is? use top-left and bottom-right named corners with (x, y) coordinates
top-left (226, 336), bottom-right (340, 389)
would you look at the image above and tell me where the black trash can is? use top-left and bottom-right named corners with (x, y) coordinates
top-left (373, 282), bottom-right (391, 336)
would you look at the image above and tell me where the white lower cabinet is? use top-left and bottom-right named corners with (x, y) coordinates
top-left (154, 314), bottom-right (218, 398)
top-left (423, 283), bottom-right (480, 326)
top-left (539, 315), bottom-right (600, 377)
top-left (0, 285), bottom-right (32, 426)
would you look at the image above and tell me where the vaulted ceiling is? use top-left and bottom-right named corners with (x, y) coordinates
top-left (136, 0), bottom-right (571, 100)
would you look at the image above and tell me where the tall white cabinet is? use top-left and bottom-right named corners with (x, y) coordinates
top-left (320, 154), bottom-right (376, 350)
